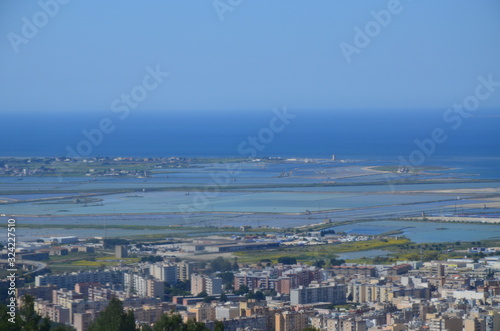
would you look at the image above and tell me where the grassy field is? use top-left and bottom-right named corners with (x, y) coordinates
top-left (234, 238), bottom-right (410, 263)
top-left (45, 251), bottom-right (141, 273)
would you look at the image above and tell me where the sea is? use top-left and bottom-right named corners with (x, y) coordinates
top-left (1, 109), bottom-right (499, 163)
top-left (1, 109), bottom-right (500, 243)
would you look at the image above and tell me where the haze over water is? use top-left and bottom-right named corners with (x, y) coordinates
top-left (2, 110), bottom-right (499, 162)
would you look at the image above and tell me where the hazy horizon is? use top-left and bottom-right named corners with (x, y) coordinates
top-left (1, 0), bottom-right (500, 113)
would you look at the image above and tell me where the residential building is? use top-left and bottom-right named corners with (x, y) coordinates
top-left (191, 274), bottom-right (222, 296)
top-left (151, 263), bottom-right (178, 284)
top-left (290, 282), bottom-right (346, 305)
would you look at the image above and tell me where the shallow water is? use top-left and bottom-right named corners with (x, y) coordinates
top-left (332, 220), bottom-right (500, 243)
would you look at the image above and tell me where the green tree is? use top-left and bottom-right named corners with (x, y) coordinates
top-left (196, 291), bottom-right (208, 298)
top-left (0, 295), bottom-right (58, 331)
top-left (216, 272), bottom-right (234, 287)
top-left (185, 319), bottom-right (209, 331)
top-left (153, 314), bottom-right (208, 331)
top-left (20, 295), bottom-right (42, 331)
top-left (277, 257), bottom-right (297, 265)
top-left (52, 326), bottom-right (76, 331)
top-left (232, 257), bottom-right (239, 271)
top-left (214, 321), bottom-right (224, 331)
top-left (255, 291), bottom-right (265, 301)
top-left (313, 260), bottom-right (325, 268)
top-left (234, 285), bottom-right (249, 295)
top-left (88, 297), bottom-right (137, 331)
top-left (153, 313), bottom-right (183, 331)
top-left (141, 256), bottom-right (164, 263)
top-left (210, 257), bottom-right (233, 272)
top-left (203, 296), bottom-right (215, 303)
top-left (246, 291), bottom-right (265, 301)
top-left (39, 317), bottom-right (51, 331)
top-left (102, 238), bottom-right (129, 249)
top-left (329, 258), bottom-right (345, 266)
top-left (0, 302), bottom-right (22, 331)
top-left (165, 281), bottom-right (191, 299)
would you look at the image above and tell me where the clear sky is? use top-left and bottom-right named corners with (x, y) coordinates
top-left (1, 0), bottom-right (499, 114)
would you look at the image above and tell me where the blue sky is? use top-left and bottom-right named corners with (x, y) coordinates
top-left (1, 0), bottom-right (499, 113)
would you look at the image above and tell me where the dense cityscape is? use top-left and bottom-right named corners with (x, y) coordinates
top-left (2, 1), bottom-right (499, 330)
top-left (3, 219), bottom-right (500, 330)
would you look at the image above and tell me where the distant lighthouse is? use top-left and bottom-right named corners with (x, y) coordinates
top-left (331, 155), bottom-right (336, 161)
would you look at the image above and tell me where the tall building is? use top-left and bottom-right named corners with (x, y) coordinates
top-left (187, 302), bottom-right (216, 322)
top-left (427, 315), bottom-right (463, 331)
top-left (124, 273), bottom-right (163, 298)
top-left (73, 311), bottom-right (99, 331)
top-left (463, 317), bottom-right (486, 331)
top-left (485, 310), bottom-right (500, 331)
top-left (115, 245), bottom-right (128, 258)
top-left (290, 282), bottom-right (346, 305)
top-left (215, 305), bottom-right (239, 320)
top-left (347, 283), bottom-right (393, 303)
top-left (234, 271), bottom-right (277, 292)
top-left (234, 266), bottom-right (322, 294)
top-left (132, 305), bottom-right (164, 325)
top-left (35, 270), bottom-right (123, 290)
top-left (34, 300), bottom-right (71, 325)
top-left (151, 264), bottom-right (178, 284)
top-left (312, 315), bottom-right (368, 331)
top-left (275, 310), bottom-right (312, 331)
top-left (191, 274), bottom-right (222, 296)
top-left (177, 261), bottom-right (194, 282)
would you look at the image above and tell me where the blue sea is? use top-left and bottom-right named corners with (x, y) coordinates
top-left (1, 109), bottom-right (499, 163)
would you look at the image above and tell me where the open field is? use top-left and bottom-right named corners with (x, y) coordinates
top-left (233, 238), bottom-right (410, 264)
top-left (45, 251), bottom-right (140, 273)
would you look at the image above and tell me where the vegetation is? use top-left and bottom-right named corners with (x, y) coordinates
top-left (144, 313), bottom-right (210, 331)
top-left (246, 291), bottom-right (265, 301)
top-left (330, 257), bottom-right (346, 266)
top-left (165, 281), bottom-right (191, 300)
top-left (277, 257), bottom-right (297, 265)
top-left (0, 295), bottom-right (74, 331)
top-left (209, 257), bottom-right (239, 273)
top-left (141, 256), bottom-right (164, 263)
top-left (88, 297), bottom-right (136, 331)
top-left (86, 296), bottom-right (212, 331)
top-left (234, 285), bottom-right (250, 295)
top-left (103, 238), bottom-right (130, 249)
top-left (45, 251), bottom-right (140, 274)
top-left (235, 238), bottom-right (410, 263)
top-left (217, 271), bottom-right (236, 290)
